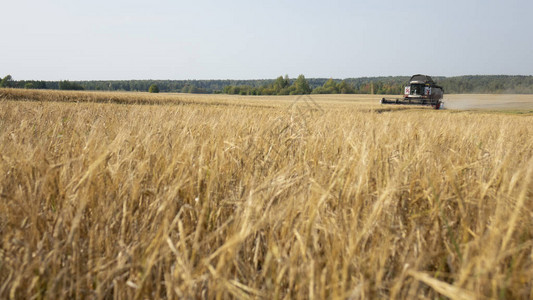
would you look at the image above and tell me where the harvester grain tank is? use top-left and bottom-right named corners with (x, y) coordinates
top-left (381, 74), bottom-right (444, 109)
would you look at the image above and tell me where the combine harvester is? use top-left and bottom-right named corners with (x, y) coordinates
top-left (381, 74), bottom-right (444, 109)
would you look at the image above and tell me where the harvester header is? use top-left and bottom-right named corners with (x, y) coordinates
top-left (381, 74), bottom-right (444, 109)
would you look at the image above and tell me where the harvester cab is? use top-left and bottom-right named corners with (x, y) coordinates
top-left (381, 74), bottom-right (444, 109)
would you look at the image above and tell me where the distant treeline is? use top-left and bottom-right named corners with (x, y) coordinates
top-left (1, 74), bottom-right (533, 94)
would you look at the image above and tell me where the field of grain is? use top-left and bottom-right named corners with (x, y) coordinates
top-left (0, 89), bottom-right (532, 299)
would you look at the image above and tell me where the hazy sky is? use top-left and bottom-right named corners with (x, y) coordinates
top-left (2, 0), bottom-right (532, 80)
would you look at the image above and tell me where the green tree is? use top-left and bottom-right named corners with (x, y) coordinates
top-left (1, 75), bottom-right (13, 88)
top-left (273, 75), bottom-right (289, 92)
top-left (323, 78), bottom-right (339, 93)
top-left (284, 74), bottom-right (290, 87)
top-left (293, 74), bottom-right (311, 94)
top-left (338, 80), bottom-right (355, 94)
top-left (59, 80), bottom-right (84, 90)
top-left (148, 84), bottom-right (160, 93)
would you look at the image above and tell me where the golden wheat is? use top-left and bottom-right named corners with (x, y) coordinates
top-left (0, 89), bottom-right (532, 299)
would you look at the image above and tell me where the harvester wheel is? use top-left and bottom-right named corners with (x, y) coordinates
top-left (434, 101), bottom-right (441, 110)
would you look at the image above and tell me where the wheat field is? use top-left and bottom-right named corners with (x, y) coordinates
top-left (0, 89), bottom-right (532, 299)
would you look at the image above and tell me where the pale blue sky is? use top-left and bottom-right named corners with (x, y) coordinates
top-left (2, 0), bottom-right (532, 80)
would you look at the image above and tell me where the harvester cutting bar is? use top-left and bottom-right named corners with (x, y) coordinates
top-left (380, 98), bottom-right (435, 106)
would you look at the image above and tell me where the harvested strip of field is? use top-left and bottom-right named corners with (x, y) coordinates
top-left (445, 94), bottom-right (533, 110)
top-left (0, 90), bottom-right (532, 299)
